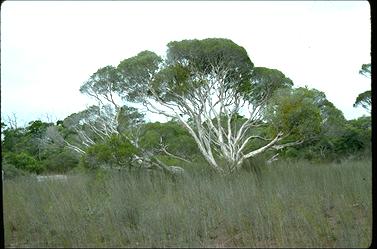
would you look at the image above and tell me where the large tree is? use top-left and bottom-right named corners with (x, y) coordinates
top-left (114, 38), bottom-right (322, 174)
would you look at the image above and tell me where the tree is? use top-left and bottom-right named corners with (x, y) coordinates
top-left (2, 119), bottom-right (53, 157)
top-left (334, 116), bottom-right (371, 156)
top-left (115, 38), bottom-right (323, 174)
top-left (46, 104), bottom-right (144, 156)
top-left (80, 65), bottom-right (123, 109)
top-left (81, 134), bottom-right (139, 170)
top-left (274, 88), bottom-right (347, 161)
top-left (359, 63), bottom-right (371, 78)
top-left (353, 90), bottom-right (371, 113)
top-left (3, 151), bottom-right (44, 174)
top-left (354, 63), bottom-right (371, 112)
top-left (77, 65), bottom-right (147, 152)
top-left (138, 120), bottom-right (200, 163)
top-left (71, 52), bottom-right (190, 175)
top-left (247, 67), bottom-right (293, 105)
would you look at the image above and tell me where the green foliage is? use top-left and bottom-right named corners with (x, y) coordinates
top-left (359, 63), bottom-right (371, 78)
top-left (354, 63), bottom-right (371, 112)
top-left (2, 160), bottom-right (28, 179)
top-left (116, 38), bottom-right (254, 103)
top-left (265, 87), bottom-right (322, 139)
top-left (166, 38), bottom-right (254, 92)
top-left (139, 120), bottom-right (199, 160)
top-left (80, 65), bottom-right (122, 100)
top-left (1, 123), bottom-right (39, 172)
top-left (2, 40), bottom-right (371, 175)
top-left (151, 64), bottom-right (193, 100)
top-left (353, 90), bottom-right (371, 111)
top-left (1, 119), bottom-right (81, 174)
top-left (3, 152), bottom-right (45, 174)
top-left (117, 106), bottom-right (145, 133)
top-left (278, 115), bottom-right (370, 162)
top-left (26, 120), bottom-right (53, 136)
top-left (41, 149), bottom-right (80, 173)
top-left (246, 67), bottom-right (294, 103)
top-left (61, 104), bottom-right (145, 150)
top-left (2, 127), bottom-right (27, 153)
top-left (117, 50), bottom-right (163, 102)
top-left (167, 38), bottom-right (253, 79)
top-left (93, 38), bottom-right (352, 168)
top-left (82, 135), bottom-right (139, 169)
top-left (334, 127), bottom-right (363, 154)
top-left (1, 120), bottom-right (53, 157)
top-left (262, 86), bottom-right (360, 163)
top-left (334, 116), bottom-right (371, 155)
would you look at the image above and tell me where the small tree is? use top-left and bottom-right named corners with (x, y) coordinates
top-left (269, 87), bottom-right (347, 162)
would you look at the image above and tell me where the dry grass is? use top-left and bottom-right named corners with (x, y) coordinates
top-left (3, 158), bottom-right (372, 248)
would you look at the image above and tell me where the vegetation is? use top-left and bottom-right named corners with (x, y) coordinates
top-left (84, 38), bottom-right (329, 174)
top-left (2, 38), bottom-right (371, 176)
top-left (1, 38), bottom-right (371, 247)
top-left (354, 63), bottom-right (371, 113)
top-left (2, 112), bottom-right (370, 176)
top-left (3, 159), bottom-right (371, 248)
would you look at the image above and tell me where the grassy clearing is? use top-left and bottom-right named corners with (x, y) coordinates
top-left (3, 158), bottom-right (372, 248)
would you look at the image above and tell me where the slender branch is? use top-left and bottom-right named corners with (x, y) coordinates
top-left (266, 153), bottom-right (280, 164)
top-left (159, 137), bottom-right (191, 163)
top-left (271, 140), bottom-right (304, 150)
top-left (242, 132), bottom-right (284, 159)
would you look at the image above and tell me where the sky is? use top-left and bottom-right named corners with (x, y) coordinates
top-left (1, 1), bottom-right (371, 126)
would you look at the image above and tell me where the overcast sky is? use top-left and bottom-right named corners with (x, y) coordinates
top-left (1, 1), bottom-right (371, 126)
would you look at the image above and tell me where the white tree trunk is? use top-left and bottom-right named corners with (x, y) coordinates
top-left (144, 66), bottom-right (303, 175)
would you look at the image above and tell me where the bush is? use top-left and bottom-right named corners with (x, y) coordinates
top-left (3, 152), bottom-right (45, 174)
top-left (41, 149), bottom-right (80, 173)
top-left (81, 135), bottom-right (138, 169)
top-left (2, 160), bottom-right (28, 179)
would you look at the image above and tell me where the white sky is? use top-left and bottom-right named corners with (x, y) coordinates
top-left (1, 1), bottom-right (371, 126)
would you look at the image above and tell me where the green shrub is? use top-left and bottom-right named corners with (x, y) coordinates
top-left (82, 135), bottom-right (138, 169)
top-left (2, 160), bottom-right (28, 179)
top-left (3, 152), bottom-right (45, 174)
top-left (41, 149), bottom-right (80, 173)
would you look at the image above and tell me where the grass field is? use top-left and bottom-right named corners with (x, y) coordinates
top-left (3, 158), bottom-right (372, 248)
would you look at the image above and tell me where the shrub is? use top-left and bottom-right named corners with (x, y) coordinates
top-left (41, 149), bottom-right (80, 173)
top-left (3, 152), bottom-right (45, 174)
top-left (2, 160), bottom-right (28, 179)
top-left (81, 135), bottom-right (138, 169)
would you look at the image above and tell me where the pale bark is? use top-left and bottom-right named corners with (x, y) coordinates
top-left (143, 63), bottom-right (303, 174)
top-left (159, 137), bottom-right (191, 163)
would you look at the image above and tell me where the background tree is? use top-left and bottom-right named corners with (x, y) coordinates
top-left (353, 90), bottom-right (371, 113)
top-left (359, 63), bottom-right (371, 78)
top-left (274, 88), bottom-right (348, 161)
top-left (334, 116), bottom-right (371, 157)
top-left (1, 118), bottom-right (79, 174)
top-left (138, 120), bottom-right (200, 164)
top-left (354, 63), bottom-right (371, 112)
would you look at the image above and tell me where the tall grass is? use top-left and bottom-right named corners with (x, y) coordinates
top-left (3, 158), bottom-right (372, 248)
